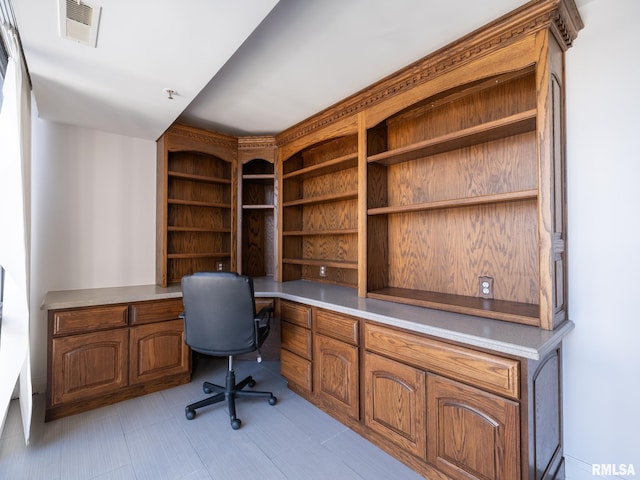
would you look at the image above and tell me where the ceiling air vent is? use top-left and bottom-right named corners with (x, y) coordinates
top-left (58, 0), bottom-right (102, 47)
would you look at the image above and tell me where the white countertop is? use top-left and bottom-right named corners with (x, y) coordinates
top-left (41, 278), bottom-right (574, 360)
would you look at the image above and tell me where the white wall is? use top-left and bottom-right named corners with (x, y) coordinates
top-left (564, 0), bottom-right (640, 478)
top-left (26, 0), bottom-right (640, 476)
top-left (29, 117), bottom-right (156, 392)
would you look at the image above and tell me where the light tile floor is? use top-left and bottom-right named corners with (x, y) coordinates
top-left (0, 357), bottom-right (423, 480)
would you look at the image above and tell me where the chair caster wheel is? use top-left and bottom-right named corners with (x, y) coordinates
top-left (185, 409), bottom-right (196, 420)
top-left (268, 396), bottom-right (277, 406)
top-left (231, 418), bottom-right (241, 430)
top-left (203, 386), bottom-right (212, 394)
top-left (248, 378), bottom-right (256, 388)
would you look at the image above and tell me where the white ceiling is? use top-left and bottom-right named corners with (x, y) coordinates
top-left (13, 0), bottom-right (591, 141)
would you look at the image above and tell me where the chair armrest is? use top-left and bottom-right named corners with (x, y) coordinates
top-left (255, 305), bottom-right (273, 325)
top-left (254, 306), bottom-right (274, 346)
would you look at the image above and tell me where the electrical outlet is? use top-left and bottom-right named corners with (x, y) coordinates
top-left (217, 262), bottom-right (224, 272)
top-left (479, 276), bottom-right (493, 299)
top-left (319, 265), bottom-right (327, 277)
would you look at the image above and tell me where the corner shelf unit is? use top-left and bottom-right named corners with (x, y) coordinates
top-left (237, 136), bottom-right (278, 278)
top-left (281, 135), bottom-right (359, 287)
top-left (157, 125), bottom-right (237, 286)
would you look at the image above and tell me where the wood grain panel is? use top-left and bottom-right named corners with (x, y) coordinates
top-left (427, 374), bottom-right (520, 480)
top-left (130, 298), bottom-right (183, 325)
top-left (301, 233), bottom-right (358, 263)
top-left (301, 166), bottom-right (358, 199)
top-left (281, 322), bottom-right (312, 359)
top-left (168, 177), bottom-right (230, 204)
top-left (280, 348), bottom-right (312, 392)
top-left (167, 231), bottom-right (230, 256)
top-left (280, 301), bottom-right (312, 328)
top-left (314, 309), bottom-right (359, 345)
top-left (386, 200), bottom-right (539, 305)
top-left (167, 151), bottom-right (231, 179)
top-left (51, 329), bottom-right (129, 405)
top-left (51, 305), bottom-right (128, 337)
top-left (364, 352), bottom-right (427, 460)
top-left (129, 320), bottom-right (190, 385)
top-left (386, 71), bottom-right (536, 150)
top-left (364, 322), bottom-right (519, 399)
top-left (385, 133), bottom-right (536, 207)
top-left (167, 257), bottom-right (226, 284)
top-left (168, 204), bottom-right (230, 230)
top-left (299, 134), bottom-right (358, 169)
top-left (302, 199), bottom-right (357, 232)
top-left (313, 333), bottom-right (359, 420)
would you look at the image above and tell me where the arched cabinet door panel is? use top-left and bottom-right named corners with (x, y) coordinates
top-left (364, 351), bottom-right (427, 460)
top-left (427, 374), bottom-right (520, 480)
top-left (51, 329), bottom-right (129, 405)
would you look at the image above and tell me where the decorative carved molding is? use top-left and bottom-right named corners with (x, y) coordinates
top-left (276, 0), bottom-right (582, 148)
top-left (168, 123), bottom-right (238, 159)
top-left (238, 136), bottom-right (277, 150)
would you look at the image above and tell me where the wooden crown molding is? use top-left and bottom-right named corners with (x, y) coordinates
top-left (276, 0), bottom-right (583, 149)
top-left (237, 136), bottom-right (277, 150)
top-left (166, 123), bottom-right (238, 159)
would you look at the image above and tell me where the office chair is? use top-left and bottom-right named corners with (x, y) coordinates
top-left (180, 272), bottom-right (277, 429)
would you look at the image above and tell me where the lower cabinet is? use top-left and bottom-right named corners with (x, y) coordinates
top-left (47, 298), bottom-right (190, 421)
top-left (129, 319), bottom-right (190, 385)
top-left (280, 302), bottom-right (565, 480)
top-left (280, 300), bottom-right (313, 393)
top-left (50, 328), bottom-right (129, 407)
top-left (313, 308), bottom-right (360, 422)
top-left (363, 351), bottom-right (426, 459)
top-left (427, 374), bottom-right (520, 480)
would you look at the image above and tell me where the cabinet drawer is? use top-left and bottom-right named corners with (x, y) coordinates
top-left (51, 305), bottom-right (129, 336)
top-left (281, 321), bottom-right (312, 360)
top-left (281, 349), bottom-right (312, 392)
top-left (130, 298), bottom-right (184, 325)
top-left (280, 300), bottom-right (312, 328)
top-left (314, 309), bottom-right (359, 345)
top-left (364, 323), bottom-right (519, 399)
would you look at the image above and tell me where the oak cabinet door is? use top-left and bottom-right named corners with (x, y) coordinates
top-left (314, 333), bottom-right (359, 420)
top-left (427, 374), bottom-right (520, 480)
top-left (364, 352), bottom-right (427, 460)
top-left (129, 319), bottom-right (190, 385)
top-left (51, 328), bottom-right (128, 405)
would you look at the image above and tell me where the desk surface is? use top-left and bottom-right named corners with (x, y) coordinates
top-left (41, 277), bottom-right (573, 360)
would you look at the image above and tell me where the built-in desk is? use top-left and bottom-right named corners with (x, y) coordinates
top-left (42, 278), bottom-right (573, 479)
top-left (42, 278), bottom-right (572, 360)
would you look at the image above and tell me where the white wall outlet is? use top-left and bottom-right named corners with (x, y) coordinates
top-left (319, 265), bottom-right (327, 277)
top-left (479, 276), bottom-right (494, 299)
